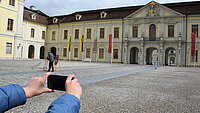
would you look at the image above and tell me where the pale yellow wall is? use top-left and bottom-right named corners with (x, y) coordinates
top-left (187, 16), bottom-right (200, 65)
top-left (0, 0), bottom-right (18, 58)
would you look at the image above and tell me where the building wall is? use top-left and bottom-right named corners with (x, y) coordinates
top-left (21, 20), bottom-right (47, 59)
top-left (186, 16), bottom-right (200, 66)
top-left (46, 20), bottom-right (123, 63)
top-left (0, 0), bottom-right (19, 58)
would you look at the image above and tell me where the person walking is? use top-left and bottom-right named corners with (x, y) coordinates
top-left (47, 51), bottom-right (55, 72)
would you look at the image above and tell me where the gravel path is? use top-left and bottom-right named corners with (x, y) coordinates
top-left (0, 59), bottom-right (199, 113)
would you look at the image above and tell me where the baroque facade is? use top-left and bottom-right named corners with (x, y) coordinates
top-left (0, 0), bottom-right (200, 67)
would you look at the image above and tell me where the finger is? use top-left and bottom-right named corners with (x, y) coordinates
top-left (43, 88), bottom-right (54, 93)
top-left (72, 79), bottom-right (78, 82)
top-left (43, 72), bottom-right (51, 81)
top-left (66, 75), bottom-right (75, 83)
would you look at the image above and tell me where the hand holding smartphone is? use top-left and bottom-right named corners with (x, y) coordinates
top-left (47, 74), bottom-right (74, 91)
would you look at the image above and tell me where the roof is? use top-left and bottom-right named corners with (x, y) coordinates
top-left (23, 1), bottom-right (200, 25)
top-left (23, 7), bottom-right (49, 25)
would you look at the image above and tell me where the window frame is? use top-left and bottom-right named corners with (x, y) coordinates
top-left (6, 42), bottom-right (12, 54)
top-left (7, 19), bottom-right (14, 31)
top-left (100, 28), bottom-right (105, 39)
top-left (64, 30), bottom-right (68, 40)
top-left (63, 48), bottom-right (67, 57)
top-left (42, 31), bottom-right (45, 39)
top-left (75, 29), bottom-right (79, 39)
top-left (74, 48), bottom-right (78, 58)
top-left (168, 25), bottom-right (174, 37)
top-left (9, 0), bottom-right (15, 6)
top-left (132, 26), bottom-right (138, 38)
top-left (86, 48), bottom-right (91, 58)
top-left (87, 28), bottom-right (92, 39)
top-left (99, 48), bottom-right (104, 59)
top-left (113, 49), bottom-right (119, 59)
top-left (192, 25), bottom-right (198, 37)
top-left (114, 27), bottom-right (119, 38)
top-left (31, 28), bottom-right (35, 38)
top-left (52, 31), bottom-right (56, 40)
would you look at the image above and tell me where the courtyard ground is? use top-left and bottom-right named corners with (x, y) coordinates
top-left (0, 59), bottom-right (199, 113)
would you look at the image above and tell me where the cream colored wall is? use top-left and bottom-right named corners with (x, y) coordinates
top-left (0, 0), bottom-right (18, 58)
top-left (187, 16), bottom-right (200, 66)
top-left (47, 20), bottom-right (123, 62)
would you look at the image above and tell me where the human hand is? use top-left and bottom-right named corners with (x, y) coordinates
top-left (66, 75), bottom-right (82, 100)
top-left (24, 72), bottom-right (53, 98)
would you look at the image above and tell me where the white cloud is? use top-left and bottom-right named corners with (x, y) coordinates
top-left (24, 0), bottom-right (200, 16)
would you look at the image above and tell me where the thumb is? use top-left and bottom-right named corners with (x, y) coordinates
top-left (43, 88), bottom-right (54, 93)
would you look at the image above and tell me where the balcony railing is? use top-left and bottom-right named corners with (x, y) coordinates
top-left (143, 37), bottom-right (161, 41)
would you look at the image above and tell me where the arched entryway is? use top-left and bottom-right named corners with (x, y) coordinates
top-left (165, 48), bottom-right (176, 66)
top-left (130, 47), bottom-right (139, 64)
top-left (51, 47), bottom-right (57, 56)
top-left (149, 24), bottom-right (156, 41)
top-left (40, 46), bottom-right (45, 59)
top-left (146, 47), bottom-right (158, 65)
top-left (28, 45), bottom-right (35, 59)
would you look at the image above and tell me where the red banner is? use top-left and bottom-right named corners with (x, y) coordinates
top-left (108, 34), bottom-right (112, 53)
top-left (191, 33), bottom-right (196, 56)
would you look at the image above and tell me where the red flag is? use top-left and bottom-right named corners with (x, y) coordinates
top-left (191, 33), bottom-right (196, 56)
top-left (108, 34), bottom-right (112, 53)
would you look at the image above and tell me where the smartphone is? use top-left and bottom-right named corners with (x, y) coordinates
top-left (47, 74), bottom-right (73, 91)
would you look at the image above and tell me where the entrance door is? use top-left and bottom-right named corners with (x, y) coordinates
top-left (130, 47), bottom-right (139, 64)
top-left (149, 24), bottom-right (156, 41)
top-left (28, 45), bottom-right (35, 58)
top-left (51, 47), bottom-right (56, 56)
top-left (40, 46), bottom-right (45, 59)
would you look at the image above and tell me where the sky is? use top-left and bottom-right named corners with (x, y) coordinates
top-left (25, 0), bottom-right (199, 17)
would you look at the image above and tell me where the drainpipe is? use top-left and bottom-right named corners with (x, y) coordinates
top-left (185, 15), bottom-right (188, 67)
top-left (121, 18), bottom-right (124, 63)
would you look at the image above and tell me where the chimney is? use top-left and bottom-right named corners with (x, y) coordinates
top-left (30, 5), bottom-right (36, 10)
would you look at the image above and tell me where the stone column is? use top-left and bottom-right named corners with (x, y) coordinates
top-left (14, 0), bottom-right (25, 59)
top-left (159, 42), bottom-right (164, 66)
top-left (177, 43), bottom-right (182, 66)
top-left (139, 42), bottom-right (144, 65)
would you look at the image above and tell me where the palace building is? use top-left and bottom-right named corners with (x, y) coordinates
top-left (0, 0), bottom-right (200, 67)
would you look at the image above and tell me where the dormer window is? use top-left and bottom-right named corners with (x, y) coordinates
top-left (53, 18), bottom-right (58, 23)
top-left (31, 14), bottom-right (36, 20)
top-left (100, 11), bottom-right (107, 18)
top-left (75, 14), bottom-right (82, 20)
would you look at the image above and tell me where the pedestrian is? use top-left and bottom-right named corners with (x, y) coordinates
top-left (0, 73), bottom-right (82, 113)
top-left (47, 51), bottom-right (55, 72)
top-left (152, 50), bottom-right (158, 69)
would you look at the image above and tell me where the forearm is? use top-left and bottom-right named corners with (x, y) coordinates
top-left (46, 93), bottom-right (80, 113)
top-left (0, 84), bottom-right (26, 112)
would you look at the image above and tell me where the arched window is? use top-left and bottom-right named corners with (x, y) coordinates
top-left (149, 24), bottom-right (156, 41)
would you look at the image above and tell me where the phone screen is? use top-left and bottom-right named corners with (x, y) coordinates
top-left (47, 75), bottom-right (68, 91)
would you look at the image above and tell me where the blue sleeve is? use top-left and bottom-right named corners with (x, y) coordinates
top-left (0, 84), bottom-right (27, 112)
top-left (46, 94), bottom-right (80, 113)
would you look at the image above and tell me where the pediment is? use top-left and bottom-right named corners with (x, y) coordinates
top-left (126, 1), bottom-right (184, 19)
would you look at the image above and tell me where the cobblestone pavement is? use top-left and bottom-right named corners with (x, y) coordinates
top-left (0, 59), bottom-right (199, 113)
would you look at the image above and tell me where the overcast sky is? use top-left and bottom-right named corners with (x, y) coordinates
top-left (25, 0), bottom-right (199, 17)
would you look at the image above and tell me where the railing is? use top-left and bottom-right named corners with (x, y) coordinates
top-left (143, 37), bottom-right (161, 41)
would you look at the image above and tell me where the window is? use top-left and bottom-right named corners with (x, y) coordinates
top-left (87, 29), bottom-right (91, 39)
top-left (99, 48), bottom-right (104, 58)
top-left (114, 27), bottom-right (119, 38)
top-left (6, 43), bottom-right (12, 54)
top-left (75, 29), bottom-right (79, 39)
top-left (191, 50), bottom-right (198, 62)
top-left (86, 48), bottom-right (91, 58)
top-left (42, 31), bottom-right (45, 39)
top-left (7, 19), bottom-right (14, 31)
top-left (31, 14), bottom-right (36, 20)
top-left (63, 48), bottom-right (67, 57)
top-left (9, 0), bottom-right (15, 6)
top-left (75, 14), bottom-right (82, 20)
top-left (53, 18), bottom-right (58, 23)
top-left (100, 28), bottom-right (105, 38)
top-left (64, 30), bottom-right (68, 39)
top-left (100, 11), bottom-right (107, 18)
top-left (113, 49), bottom-right (118, 59)
top-left (168, 25), bottom-right (174, 37)
top-left (132, 26), bottom-right (138, 38)
top-left (74, 48), bottom-right (78, 57)
top-left (52, 31), bottom-right (56, 40)
top-left (192, 25), bottom-right (198, 37)
top-left (31, 28), bottom-right (35, 38)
